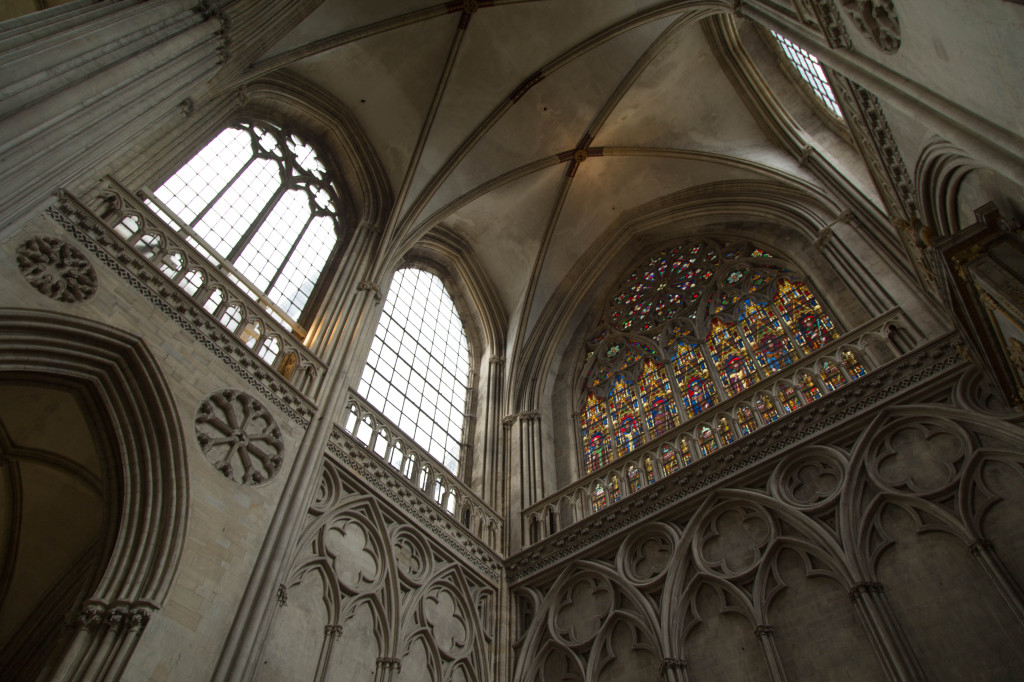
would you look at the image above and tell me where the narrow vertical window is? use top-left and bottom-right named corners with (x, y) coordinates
top-left (357, 268), bottom-right (469, 473)
top-left (581, 392), bottom-right (612, 474)
top-left (608, 377), bottom-right (644, 456)
top-left (638, 359), bottom-right (679, 437)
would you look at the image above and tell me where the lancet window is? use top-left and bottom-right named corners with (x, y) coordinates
top-left (357, 268), bottom-right (470, 473)
top-left (152, 121), bottom-right (342, 323)
top-left (577, 240), bottom-right (852, 474)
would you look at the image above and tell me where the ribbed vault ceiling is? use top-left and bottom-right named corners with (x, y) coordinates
top-left (256, 0), bottom-right (828, 352)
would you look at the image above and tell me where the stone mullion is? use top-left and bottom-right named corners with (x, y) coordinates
top-left (699, 342), bottom-right (732, 408)
top-left (660, 657), bottom-right (688, 682)
top-left (314, 625), bottom-right (343, 682)
top-left (754, 624), bottom-right (789, 682)
top-left (848, 582), bottom-right (927, 681)
top-left (520, 410), bottom-right (543, 504)
top-left (374, 657), bottom-right (401, 682)
top-left (502, 414), bottom-right (522, 550)
top-left (662, 351), bottom-right (690, 432)
top-left (480, 355), bottom-right (504, 510)
top-left (969, 539), bottom-right (1024, 628)
top-left (631, 374), bottom-right (656, 447)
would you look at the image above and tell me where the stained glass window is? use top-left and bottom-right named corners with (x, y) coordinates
top-left (777, 384), bottom-right (801, 413)
top-left (643, 457), bottom-right (656, 485)
top-left (716, 416), bottom-right (735, 446)
top-left (608, 377), bottom-right (644, 457)
top-left (798, 373), bottom-right (823, 403)
top-left (842, 349), bottom-right (867, 378)
top-left (639, 360), bottom-right (679, 437)
top-left (707, 319), bottom-right (757, 395)
top-left (775, 279), bottom-right (837, 351)
top-left (609, 474), bottom-right (622, 503)
top-left (736, 406), bottom-right (757, 436)
top-left (153, 121), bottom-right (342, 323)
top-left (697, 425), bottom-right (717, 457)
top-left (820, 359), bottom-right (846, 390)
top-left (661, 443), bottom-right (682, 475)
top-left (592, 482), bottom-right (608, 512)
top-left (670, 335), bottom-right (717, 417)
top-left (627, 465), bottom-right (641, 493)
top-left (581, 392), bottom-right (612, 474)
top-left (579, 239), bottom-right (846, 476)
top-left (740, 299), bottom-right (797, 375)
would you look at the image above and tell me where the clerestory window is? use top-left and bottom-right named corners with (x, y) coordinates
top-left (771, 30), bottom-right (843, 119)
top-left (150, 121), bottom-right (342, 327)
top-left (578, 241), bottom-right (865, 475)
top-left (358, 268), bottom-right (470, 474)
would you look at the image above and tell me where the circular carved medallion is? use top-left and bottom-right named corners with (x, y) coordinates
top-left (17, 236), bottom-right (97, 303)
top-left (195, 390), bottom-right (284, 485)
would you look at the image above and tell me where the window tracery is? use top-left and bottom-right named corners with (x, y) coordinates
top-left (152, 121), bottom-right (342, 323)
top-left (577, 240), bottom-right (849, 474)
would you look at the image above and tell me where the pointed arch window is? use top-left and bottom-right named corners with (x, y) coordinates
top-left (357, 268), bottom-right (469, 473)
top-left (577, 240), bottom-right (851, 474)
top-left (151, 121), bottom-right (342, 324)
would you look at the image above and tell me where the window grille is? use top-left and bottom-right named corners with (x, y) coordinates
top-left (357, 268), bottom-right (470, 474)
top-left (151, 121), bottom-right (341, 325)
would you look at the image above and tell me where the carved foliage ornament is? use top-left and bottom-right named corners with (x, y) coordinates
top-left (195, 389), bottom-right (284, 484)
top-left (17, 236), bottom-right (98, 303)
top-left (838, 0), bottom-right (901, 53)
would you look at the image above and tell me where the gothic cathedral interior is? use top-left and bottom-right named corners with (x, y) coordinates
top-left (1, 1), bottom-right (1024, 680)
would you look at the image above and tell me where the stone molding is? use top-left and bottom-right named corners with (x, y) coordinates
top-left (0, 309), bottom-right (188, 680)
top-left (326, 428), bottom-right (503, 581)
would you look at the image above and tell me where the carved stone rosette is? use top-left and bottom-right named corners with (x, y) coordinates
top-left (16, 235), bottom-right (98, 303)
top-left (195, 389), bottom-right (284, 485)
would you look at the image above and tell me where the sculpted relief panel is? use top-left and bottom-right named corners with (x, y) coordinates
top-left (512, 393), bottom-right (1024, 682)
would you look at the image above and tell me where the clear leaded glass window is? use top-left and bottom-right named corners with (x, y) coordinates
top-left (358, 268), bottom-right (469, 473)
top-left (577, 240), bottom-right (855, 475)
top-left (153, 121), bottom-right (341, 322)
top-left (771, 30), bottom-right (843, 119)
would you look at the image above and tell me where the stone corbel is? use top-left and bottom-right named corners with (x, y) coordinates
top-left (358, 280), bottom-right (383, 304)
